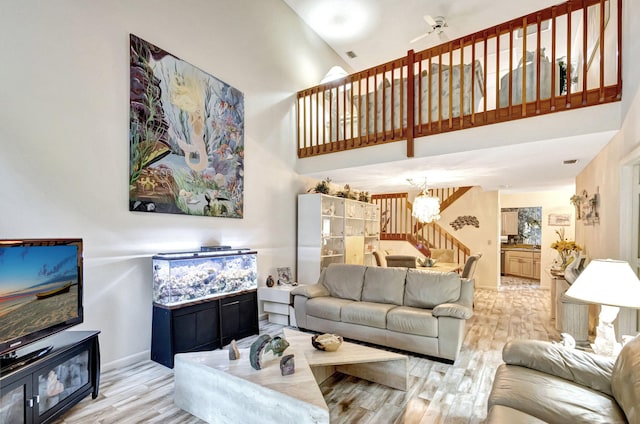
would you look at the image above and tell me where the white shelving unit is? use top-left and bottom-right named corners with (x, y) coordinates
top-left (297, 193), bottom-right (380, 284)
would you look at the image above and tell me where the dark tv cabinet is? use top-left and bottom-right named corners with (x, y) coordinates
top-left (151, 289), bottom-right (258, 368)
top-left (0, 330), bottom-right (100, 424)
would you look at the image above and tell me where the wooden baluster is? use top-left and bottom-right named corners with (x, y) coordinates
top-left (599, 0), bottom-right (605, 102)
top-left (438, 51), bottom-right (443, 131)
top-left (551, 7), bottom-right (557, 111)
top-left (582, 0), bottom-right (588, 105)
top-left (496, 27), bottom-right (501, 112)
top-left (428, 54), bottom-right (433, 132)
top-left (407, 51), bottom-right (415, 157)
top-left (616, 0), bottom-right (622, 100)
top-left (448, 43), bottom-right (453, 129)
top-left (521, 18), bottom-right (527, 117)
top-left (536, 14), bottom-right (542, 114)
top-left (566, 2), bottom-right (572, 108)
top-left (471, 36), bottom-right (476, 125)
top-left (482, 32), bottom-right (487, 123)
top-left (460, 40), bottom-right (464, 128)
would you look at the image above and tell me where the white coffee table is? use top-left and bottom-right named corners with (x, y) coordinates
top-left (174, 329), bottom-right (407, 423)
top-left (283, 328), bottom-right (408, 391)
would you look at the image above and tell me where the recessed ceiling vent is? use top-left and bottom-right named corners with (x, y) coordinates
top-left (346, 50), bottom-right (357, 59)
top-left (563, 159), bottom-right (578, 164)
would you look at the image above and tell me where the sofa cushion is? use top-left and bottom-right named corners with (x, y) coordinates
top-left (306, 297), bottom-right (355, 321)
top-left (486, 405), bottom-right (548, 424)
top-left (321, 264), bottom-right (366, 301)
top-left (489, 364), bottom-right (627, 424)
top-left (341, 301), bottom-right (396, 329)
top-left (611, 334), bottom-right (640, 423)
top-left (403, 269), bottom-right (461, 308)
top-left (501, 339), bottom-right (614, 396)
top-left (386, 306), bottom-right (438, 337)
top-left (361, 267), bottom-right (407, 306)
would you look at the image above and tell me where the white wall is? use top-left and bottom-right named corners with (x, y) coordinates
top-left (438, 188), bottom-right (500, 290)
top-left (0, 0), bottom-right (345, 368)
top-left (501, 189), bottom-right (576, 289)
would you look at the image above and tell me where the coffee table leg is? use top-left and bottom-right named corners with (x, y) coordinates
top-left (335, 358), bottom-right (407, 391)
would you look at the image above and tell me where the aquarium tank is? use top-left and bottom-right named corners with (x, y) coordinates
top-left (152, 248), bottom-right (257, 306)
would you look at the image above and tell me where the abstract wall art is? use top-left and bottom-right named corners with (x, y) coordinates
top-left (129, 34), bottom-right (244, 217)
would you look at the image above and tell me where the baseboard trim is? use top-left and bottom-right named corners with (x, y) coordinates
top-left (102, 349), bottom-right (150, 372)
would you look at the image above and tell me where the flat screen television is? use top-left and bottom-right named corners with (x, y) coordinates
top-left (0, 238), bottom-right (83, 359)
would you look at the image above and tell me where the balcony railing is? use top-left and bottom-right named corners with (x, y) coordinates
top-left (297, 0), bottom-right (621, 158)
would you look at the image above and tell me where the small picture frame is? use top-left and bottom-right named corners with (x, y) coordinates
top-left (276, 267), bottom-right (293, 285)
top-left (548, 213), bottom-right (571, 226)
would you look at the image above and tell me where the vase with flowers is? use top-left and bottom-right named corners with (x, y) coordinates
top-left (550, 228), bottom-right (581, 270)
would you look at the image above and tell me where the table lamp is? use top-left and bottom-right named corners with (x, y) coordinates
top-left (565, 259), bottom-right (640, 356)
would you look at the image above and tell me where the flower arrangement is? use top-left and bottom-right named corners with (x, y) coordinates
top-left (550, 228), bottom-right (581, 269)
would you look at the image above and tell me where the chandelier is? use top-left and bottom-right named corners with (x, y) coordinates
top-left (412, 192), bottom-right (441, 223)
top-left (409, 178), bottom-right (441, 223)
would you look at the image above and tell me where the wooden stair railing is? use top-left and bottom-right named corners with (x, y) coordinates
top-left (297, 0), bottom-right (621, 159)
top-left (372, 188), bottom-right (472, 264)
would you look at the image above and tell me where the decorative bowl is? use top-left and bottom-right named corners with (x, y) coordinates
top-left (311, 333), bottom-right (343, 352)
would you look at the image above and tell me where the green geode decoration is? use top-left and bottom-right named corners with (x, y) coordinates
top-left (249, 334), bottom-right (272, 370)
top-left (265, 336), bottom-right (290, 357)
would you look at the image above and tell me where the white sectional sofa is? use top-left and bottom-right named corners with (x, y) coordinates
top-left (291, 263), bottom-right (474, 361)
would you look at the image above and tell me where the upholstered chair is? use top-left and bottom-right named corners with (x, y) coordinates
top-left (430, 248), bottom-right (455, 263)
top-left (385, 255), bottom-right (418, 268)
top-left (372, 251), bottom-right (386, 267)
top-left (461, 253), bottom-right (482, 279)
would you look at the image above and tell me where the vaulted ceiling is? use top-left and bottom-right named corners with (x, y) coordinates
top-left (284, 0), bottom-right (618, 194)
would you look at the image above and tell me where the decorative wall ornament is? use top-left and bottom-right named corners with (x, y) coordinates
top-left (548, 213), bottom-right (571, 226)
top-left (449, 216), bottom-right (479, 230)
top-left (129, 34), bottom-right (244, 217)
top-left (580, 188), bottom-right (600, 225)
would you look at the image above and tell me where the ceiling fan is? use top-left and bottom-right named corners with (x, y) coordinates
top-left (410, 15), bottom-right (449, 44)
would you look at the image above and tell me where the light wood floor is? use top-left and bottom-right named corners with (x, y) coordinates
top-left (53, 278), bottom-right (558, 424)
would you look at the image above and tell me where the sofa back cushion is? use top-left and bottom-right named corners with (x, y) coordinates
top-left (611, 334), bottom-right (640, 422)
top-left (321, 264), bottom-right (366, 301)
top-left (403, 269), bottom-right (461, 308)
top-left (361, 267), bottom-right (407, 305)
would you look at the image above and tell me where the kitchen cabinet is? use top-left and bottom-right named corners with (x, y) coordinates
top-left (501, 211), bottom-right (519, 236)
top-left (504, 249), bottom-right (541, 279)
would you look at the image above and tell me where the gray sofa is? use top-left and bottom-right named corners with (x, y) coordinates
top-left (487, 334), bottom-right (640, 423)
top-left (291, 263), bottom-right (474, 361)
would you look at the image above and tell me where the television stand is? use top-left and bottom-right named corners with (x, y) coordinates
top-left (0, 345), bottom-right (53, 371)
top-left (0, 331), bottom-right (100, 423)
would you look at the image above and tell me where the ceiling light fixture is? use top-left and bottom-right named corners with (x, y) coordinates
top-left (408, 178), bottom-right (441, 223)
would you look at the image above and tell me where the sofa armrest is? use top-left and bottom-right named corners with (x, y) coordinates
top-left (432, 303), bottom-right (473, 319)
top-left (502, 339), bottom-right (615, 396)
top-left (291, 283), bottom-right (329, 299)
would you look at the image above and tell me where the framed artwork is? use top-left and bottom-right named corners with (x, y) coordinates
top-left (276, 267), bottom-right (293, 285)
top-left (548, 213), bottom-right (571, 226)
top-left (129, 34), bottom-right (244, 217)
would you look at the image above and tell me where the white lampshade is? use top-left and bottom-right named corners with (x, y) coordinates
top-left (320, 66), bottom-right (348, 84)
top-left (565, 259), bottom-right (640, 308)
top-left (412, 193), bottom-right (441, 223)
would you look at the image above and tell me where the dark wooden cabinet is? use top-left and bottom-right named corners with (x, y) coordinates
top-left (220, 291), bottom-right (259, 346)
top-left (151, 289), bottom-right (258, 368)
top-left (0, 331), bottom-right (100, 424)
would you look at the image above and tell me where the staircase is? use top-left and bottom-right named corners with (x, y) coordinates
top-left (371, 187), bottom-right (472, 265)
